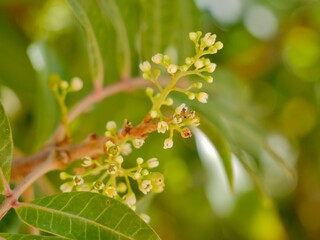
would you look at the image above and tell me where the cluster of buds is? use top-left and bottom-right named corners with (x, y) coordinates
top-left (154, 103), bottom-right (201, 149)
top-left (60, 122), bottom-right (164, 212)
top-left (140, 32), bottom-right (222, 149)
top-left (59, 32), bottom-right (222, 219)
top-left (49, 74), bottom-right (83, 94)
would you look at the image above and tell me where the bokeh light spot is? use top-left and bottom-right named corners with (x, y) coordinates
top-left (244, 4), bottom-right (278, 40)
top-left (195, 0), bottom-right (243, 25)
top-left (281, 98), bottom-right (317, 137)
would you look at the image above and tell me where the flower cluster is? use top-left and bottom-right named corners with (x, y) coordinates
top-left (140, 31), bottom-right (222, 149)
top-left (60, 121), bottom-right (164, 212)
top-left (59, 32), bottom-right (222, 218)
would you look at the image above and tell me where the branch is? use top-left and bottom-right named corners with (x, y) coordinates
top-left (49, 77), bottom-right (152, 143)
top-left (0, 152), bottom-right (59, 220)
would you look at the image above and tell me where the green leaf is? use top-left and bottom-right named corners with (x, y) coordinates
top-left (198, 117), bottom-right (234, 191)
top-left (0, 13), bottom-right (36, 107)
top-left (234, 149), bottom-right (269, 198)
top-left (27, 41), bottom-right (61, 150)
top-left (67, 0), bottom-right (104, 87)
top-left (139, 0), bottom-right (178, 59)
top-left (0, 233), bottom-right (63, 240)
top-left (0, 101), bottom-right (13, 193)
top-left (15, 192), bottom-right (160, 240)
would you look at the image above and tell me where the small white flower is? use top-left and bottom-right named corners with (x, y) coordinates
top-left (203, 33), bottom-right (216, 47)
top-left (175, 103), bottom-right (187, 115)
top-left (206, 63), bottom-right (216, 73)
top-left (197, 92), bottom-right (208, 103)
top-left (150, 110), bottom-right (158, 118)
top-left (136, 157), bottom-right (144, 165)
top-left (60, 182), bottom-right (73, 192)
top-left (167, 64), bottom-right (178, 74)
top-left (147, 158), bottom-right (159, 169)
top-left (81, 156), bottom-right (93, 167)
top-left (189, 32), bottom-right (197, 41)
top-left (194, 59), bottom-right (204, 69)
top-left (139, 61), bottom-right (151, 72)
top-left (73, 175), bottom-right (84, 186)
top-left (140, 180), bottom-right (152, 194)
top-left (106, 164), bottom-right (118, 174)
top-left (106, 121), bottom-right (117, 131)
top-left (123, 192), bottom-right (136, 207)
top-left (105, 186), bottom-right (117, 197)
top-left (151, 53), bottom-right (163, 64)
top-left (70, 77), bottom-right (83, 91)
top-left (121, 143), bottom-right (132, 156)
top-left (163, 138), bottom-right (173, 149)
top-left (157, 121), bottom-right (169, 134)
top-left (93, 181), bottom-right (105, 190)
top-left (132, 138), bottom-right (145, 148)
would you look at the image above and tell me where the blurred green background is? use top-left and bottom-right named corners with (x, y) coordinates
top-left (0, 0), bottom-right (319, 239)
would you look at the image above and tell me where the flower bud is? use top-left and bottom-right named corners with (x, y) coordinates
top-left (132, 138), bottom-right (145, 149)
top-left (151, 53), bottom-right (163, 64)
top-left (146, 87), bottom-right (154, 97)
top-left (70, 77), bottom-right (83, 91)
top-left (121, 143), bottom-right (132, 156)
top-left (60, 182), bottom-right (73, 192)
top-left (206, 63), bottom-right (216, 73)
top-left (136, 157), bottom-right (144, 165)
top-left (106, 121), bottom-right (117, 131)
top-left (163, 138), bottom-right (173, 149)
top-left (189, 32), bottom-right (197, 41)
top-left (197, 92), bottom-right (208, 103)
top-left (60, 172), bottom-right (72, 180)
top-left (123, 192), bottom-right (136, 207)
top-left (117, 182), bottom-right (127, 193)
top-left (167, 64), bottom-right (178, 74)
top-left (194, 59), bottom-right (204, 69)
top-left (215, 41), bottom-right (223, 50)
top-left (147, 158), bottom-right (159, 169)
top-left (139, 61), bottom-right (151, 72)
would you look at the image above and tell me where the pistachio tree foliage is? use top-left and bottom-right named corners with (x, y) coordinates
top-left (0, 0), bottom-right (294, 239)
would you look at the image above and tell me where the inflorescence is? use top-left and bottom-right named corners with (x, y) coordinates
top-left (59, 32), bottom-right (223, 218)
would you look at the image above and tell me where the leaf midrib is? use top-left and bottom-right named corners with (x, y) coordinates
top-left (17, 202), bottom-right (135, 240)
